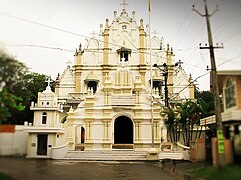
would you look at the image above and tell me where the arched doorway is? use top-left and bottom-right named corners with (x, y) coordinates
top-left (81, 127), bottom-right (85, 143)
top-left (114, 116), bottom-right (133, 144)
top-left (75, 126), bottom-right (85, 151)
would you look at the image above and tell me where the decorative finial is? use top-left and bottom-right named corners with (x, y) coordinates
top-left (131, 11), bottom-right (136, 21)
top-left (100, 24), bottom-right (103, 34)
top-left (189, 74), bottom-right (193, 83)
top-left (79, 43), bottom-right (82, 51)
top-left (105, 19), bottom-right (109, 29)
top-left (160, 40), bottom-right (162, 50)
top-left (146, 24), bottom-right (150, 32)
top-left (56, 73), bottom-right (60, 81)
top-left (140, 19), bottom-right (144, 28)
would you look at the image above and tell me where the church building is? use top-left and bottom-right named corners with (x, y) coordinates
top-left (25, 1), bottom-right (194, 159)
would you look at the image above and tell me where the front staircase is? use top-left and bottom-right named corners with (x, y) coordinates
top-left (62, 150), bottom-right (147, 161)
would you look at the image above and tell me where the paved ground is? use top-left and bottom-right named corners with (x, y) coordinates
top-left (0, 157), bottom-right (205, 180)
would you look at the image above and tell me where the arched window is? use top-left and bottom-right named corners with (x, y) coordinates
top-left (149, 72), bottom-right (163, 96)
top-left (225, 77), bottom-right (236, 109)
top-left (42, 112), bottom-right (47, 124)
top-left (153, 80), bottom-right (162, 95)
top-left (117, 47), bottom-right (131, 62)
top-left (87, 81), bottom-right (98, 93)
top-left (84, 71), bottom-right (99, 94)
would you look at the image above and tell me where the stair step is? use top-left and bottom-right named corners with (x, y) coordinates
top-left (63, 150), bottom-right (147, 161)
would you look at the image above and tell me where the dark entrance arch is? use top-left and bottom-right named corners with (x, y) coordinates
top-left (114, 116), bottom-right (133, 144)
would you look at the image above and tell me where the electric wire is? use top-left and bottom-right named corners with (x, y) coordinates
top-left (170, 57), bottom-right (236, 100)
top-left (1, 5), bottom-right (239, 90)
top-left (0, 10), bottom-right (219, 72)
top-left (213, 9), bottom-right (241, 40)
top-left (2, 43), bottom-right (75, 53)
top-left (0, 11), bottom-right (133, 50)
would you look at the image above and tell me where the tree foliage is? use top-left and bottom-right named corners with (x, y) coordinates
top-left (195, 88), bottom-right (215, 117)
top-left (14, 73), bottom-right (54, 124)
top-left (162, 98), bottom-right (210, 146)
top-left (0, 51), bottom-right (55, 124)
top-left (0, 51), bottom-right (27, 124)
top-left (162, 106), bottom-right (180, 144)
top-left (176, 100), bottom-right (205, 146)
top-left (0, 88), bottom-right (25, 123)
top-left (0, 51), bottom-right (28, 93)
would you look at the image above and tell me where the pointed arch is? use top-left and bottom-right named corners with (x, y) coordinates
top-left (42, 112), bottom-right (47, 124)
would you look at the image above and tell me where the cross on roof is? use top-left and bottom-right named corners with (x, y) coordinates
top-left (178, 59), bottom-right (183, 66)
top-left (152, 30), bottom-right (158, 37)
top-left (90, 31), bottom-right (97, 37)
top-left (45, 76), bottom-right (52, 87)
top-left (121, 0), bottom-right (128, 11)
top-left (65, 60), bottom-right (72, 67)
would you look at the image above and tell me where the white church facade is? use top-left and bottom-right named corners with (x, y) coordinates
top-left (25, 2), bottom-right (194, 159)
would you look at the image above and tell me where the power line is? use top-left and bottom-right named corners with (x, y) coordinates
top-left (170, 71), bottom-right (209, 100)
top-left (0, 10), bottom-right (215, 74)
top-left (3, 42), bottom-right (203, 66)
top-left (0, 11), bottom-right (131, 50)
top-left (0, 10), bottom-right (211, 68)
top-left (3, 43), bottom-right (75, 53)
top-left (174, 14), bottom-right (197, 50)
top-left (0, 10), bottom-right (217, 91)
top-left (170, 54), bottom-right (232, 101)
top-left (223, 30), bottom-right (241, 43)
top-left (213, 9), bottom-right (241, 40)
top-left (170, 0), bottom-right (199, 46)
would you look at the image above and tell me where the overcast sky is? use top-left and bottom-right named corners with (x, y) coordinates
top-left (0, 0), bottom-right (240, 90)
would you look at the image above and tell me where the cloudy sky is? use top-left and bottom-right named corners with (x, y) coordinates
top-left (0, 0), bottom-right (240, 90)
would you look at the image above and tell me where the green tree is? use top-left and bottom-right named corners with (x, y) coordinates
top-left (0, 51), bottom-right (55, 124)
top-left (14, 72), bottom-right (54, 124)
top-left (161, 99), bottom-right (207, 146)
top-left (0, 88), bottom-right (25, 123)
top-left (176, 100), bottom-right (206, 146)
top-left (195, 89), bottom-right (215, 117)
top-left (162, 106), bottom-right (180, 144)
top-left (0, 51), bottom-right (27, 124)
top-left (0, 51), bottom-right (28, 93)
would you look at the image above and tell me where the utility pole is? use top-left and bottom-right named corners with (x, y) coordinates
top-left (193, 0), bottom-right (225, 168)
top-left (153, 62), bottom-right (178, 107)
top-left (164, 66), bottom-right (168, 107)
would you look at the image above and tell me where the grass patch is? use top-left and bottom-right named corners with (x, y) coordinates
top-left (191, 164), bottom-right (241, 179)
top-left (0, 172), bottom-right (12, 180)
